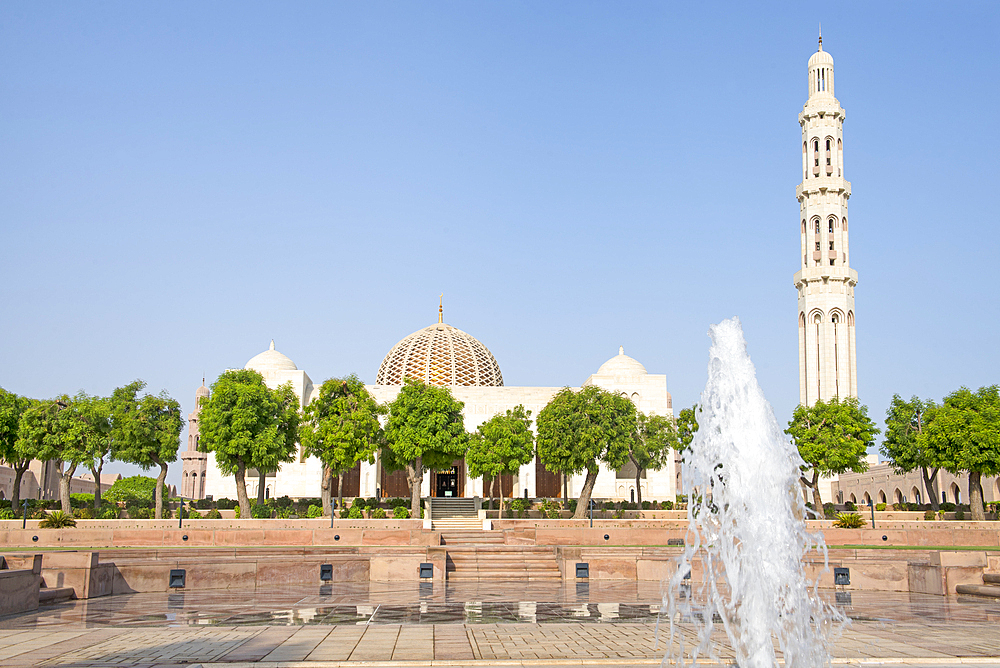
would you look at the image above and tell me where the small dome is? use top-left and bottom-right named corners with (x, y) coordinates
top-left (808, 48), bottom-right (833, 67)
top-left (377, 322), bottom-right (503, 387)
top-left (195, 382), bottom-right (209, 398)
top-left (596, 346), bottom-right (647, 376)
top-left (245, 340), bottom-right (297, 373)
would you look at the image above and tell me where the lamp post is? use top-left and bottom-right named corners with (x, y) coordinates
top-left (869, 498), bottom-right (875, 529)
top-left (21, 500), bottom-right (29, 529)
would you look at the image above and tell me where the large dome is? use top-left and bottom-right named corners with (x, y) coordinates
top-left (376, 321), bottom-right (503, 387)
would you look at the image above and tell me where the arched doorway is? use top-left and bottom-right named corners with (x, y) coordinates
top-left (878, 490), bottom-right (887, 504)
top-left (951, 483), bottom-right (961, 505)
top-left (911, 487), bottom-right (921, 505)
top-left (895, 489), bottom-right (904, 505)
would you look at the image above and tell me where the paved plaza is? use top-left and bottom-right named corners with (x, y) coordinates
top-left (0, 582), bottom-right (998, 666)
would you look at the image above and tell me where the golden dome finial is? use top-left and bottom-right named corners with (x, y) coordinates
top-left (438, 294), bottom-right (444, 324)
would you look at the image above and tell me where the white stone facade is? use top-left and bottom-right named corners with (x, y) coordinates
top-left (794, 38), bottom-right (858, 405)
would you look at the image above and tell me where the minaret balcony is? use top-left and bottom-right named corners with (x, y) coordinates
top-left (796, 178), bottom-right (851, 199)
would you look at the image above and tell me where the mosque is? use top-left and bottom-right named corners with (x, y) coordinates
top-left (182, 301), bottom-right (679, 503)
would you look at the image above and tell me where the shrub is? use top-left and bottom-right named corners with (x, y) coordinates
top-left (833, 512), bottom-right (866, 529)
top-left (274, 495), bottom-right (293, 508)
top-left (204, 508), bottom-right (222, 519)
top-left (195, 498), bottom-right (214, 510)
top-left (216, 497), bottom-right (238, 510)
top-left (185, 508), bottom-right (201, 519)
top-left (612, 509), bottom-right (625, 519)
top-left (347, 505), bottom-right (363, 519)
top-left (73, 506), bottom-right (93, 519)
top-left (233, 505), bottom-right (240, 519)
top-left (955, 509), bottom-right (965, 520)
top-left (641, 500), bottom-right (651, 510)
top-left (565, 499), bottom-right (577, 514)
top-left (105, 476), bottom-right (166, 506)
top-left (875, 503), bottom-right (887, 511)
top-left (352, 497), bottom-right (365, 510)
top-left (940, 502), bottom-right (956, 512)
top-left (70, 493), bottom-right (94, 508)
top-left (250, 503), bottom-right (272, 519)
top-left (128, 506), bottom-right (152, 519)
top-left (275, 506), bottom-right (294, 519)
top-left (0, 508), bottom-right (16, 519)
top-left (392, 506), bottom-right (410, 519)
top-left (39, 510), bottom-right (77, 528)
top-left (661, 500), bottom-right (674, 510)
top-left (823, 502), bottom-right (837, 519)
top-left (924, 510), bottom-right (936, 520)
top-left (844, 501), bottom-right (856, 511)
top-left (509, 498), bottom-right (530, 518)
top-left (371, 507), bottom-right (387, 519)
top-left (306, 504), bottom-right (323, 518)
top-left (600, 501), bottom-right (614, 511)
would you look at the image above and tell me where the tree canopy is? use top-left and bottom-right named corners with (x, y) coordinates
top-left (923, 385), bottom-right (1000, 521)
top-left (382, 378), bottom-right (468, 512)
top-left (536, 386), bottom-right (635, 519)
top-left (301, 375), bottom-right (382, 515)
top-left (198, 369), bottom-right (300, 517)
top-left (0, 388), bottom-right (33, 508)
top-left (785, 397), bottom-right (878, 510)
top-left (17, 393), bottom-right (109, 513)
top-left (109, 380), bottom-right (184, 519)
top-left (466, 405), bottom-right (535, 514)
top-left (627, 412), bottom-right (679, 506)
top-left (881, 394), bottom-right (943, 510)
top-left (676, 403), bottom-right (699, 454)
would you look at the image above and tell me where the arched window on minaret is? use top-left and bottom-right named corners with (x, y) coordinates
top-left (813, 139), bottom-right (820, 176)
top-left (813, 312), bottom-right (823, 400)
top-left (799, 312), bottom-right (808, 404)
top-left (825, 138), bottom-right (833, 175)
top-left (837, 138), bottom-right (843, 177)
top-left (831, 312), bottom-right (841, 398)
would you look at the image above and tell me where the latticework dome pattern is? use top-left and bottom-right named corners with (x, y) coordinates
top-left (376, 323), bottom-right (504, 387)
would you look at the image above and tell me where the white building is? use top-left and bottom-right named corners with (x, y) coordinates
top-left (186, 308), bottom-right (678, 504)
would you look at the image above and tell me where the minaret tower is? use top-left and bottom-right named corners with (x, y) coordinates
top-left (794, 33), bottom-right (858, 405)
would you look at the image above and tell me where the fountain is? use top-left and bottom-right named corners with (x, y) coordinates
top-left (664, 317), bottom-right (844, 667)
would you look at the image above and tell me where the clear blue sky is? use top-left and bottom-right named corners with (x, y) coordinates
top-left (2, 2), bottom-right (997, 489)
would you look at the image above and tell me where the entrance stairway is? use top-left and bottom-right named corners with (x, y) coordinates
top-left (445, 546), bottom-right (562, 581)
top-left (430, 498), bottom-right (481, 532)
top-left (956, 572), bottom-right (1000, 598)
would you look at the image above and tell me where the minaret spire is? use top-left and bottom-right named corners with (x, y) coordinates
top-left (438, 294), bottom-right (444, 324)
top-left (818, 24), bottom-right (822, 51)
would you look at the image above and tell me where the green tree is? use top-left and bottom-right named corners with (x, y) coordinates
top-left (0, 388), bottom-right (33, 509)
top-left (254, 383), bottom-right (301, 506)
top-left (537, 386), bottom-right (635, 519)
top-left (197, 369), bottom-right (300, 518)
top-left (676, 403), bottom-right (699, 453)
top-left (628, 412), bottom-right (679, 507)
top-left (881, 395), bottom-right (943, 511)
top-left (466, 406), bottom-right (535, 515)
top-left (923, 385), bottom-right (1000, 521)
top-left (301, 375), bottom-right (382, 516)
top-left (109, 381), bottom-right (184, 519)
top-left (382, 378), bottom-right (469, 513)
top-left (17, 394), bottom-right (109, 514)
top-left (785, 397), bottom-right (878, 510)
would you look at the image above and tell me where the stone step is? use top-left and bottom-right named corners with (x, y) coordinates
top-left (955, 584), bottom-right (1000, 598)
top-left (38, 587), bottom-right (75, 605)
top-left (983, 573), bottom-right (1000, 584)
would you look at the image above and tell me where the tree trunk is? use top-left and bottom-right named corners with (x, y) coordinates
top-left (811, 470), bottom-right (823, 514)
top-left (632, 455), bottom-right (642, 508)
top-left (922, 467), bottom-right (940, 511)
top-left (10, 461), bottom-right (27, 509)
top-left (487, 476), bottom-right (493, 511)
top-left (90, 459), bottom-right (104, 512)
top-left (407, 457), bottom-right (422, 514)
top-left (154, 461), bottom-right (168, 519)
top-left (562, 473), bottom-right (568, 501)
top-left (235, 462), bottom-right (250, 519)
top-left (257, 471), bottom-right (266, 505)
top-left (337, 470), bottom-right (345, 516)
top-left (497, 475), bottom-right (504, 516)
top-left (321, 465), bottom-right (333, 516)
top-left (572, 469), bottom-right (599, 520)
top-left (969, 471), bottom-right (985, 521)
top-left (59, 463), bottom-right (76, 515)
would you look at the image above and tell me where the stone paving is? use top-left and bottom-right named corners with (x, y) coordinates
top-left (0, 582), bottom-right (997, 666)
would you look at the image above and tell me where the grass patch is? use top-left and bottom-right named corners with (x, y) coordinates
top-left (830, 544), bottom-right (998, 551)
